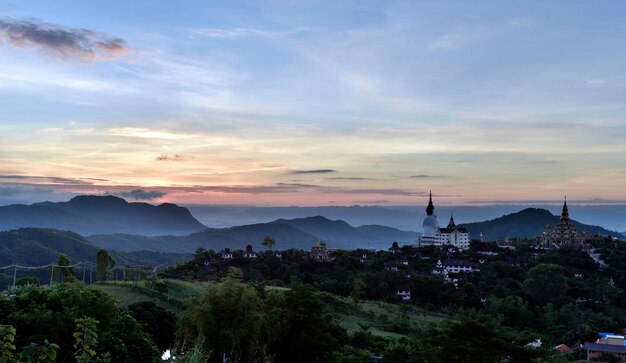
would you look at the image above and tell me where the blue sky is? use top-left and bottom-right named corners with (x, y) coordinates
top-left (1, 1), bottom-right (626, 206)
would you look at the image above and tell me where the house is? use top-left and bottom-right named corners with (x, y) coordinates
top-left (389, 242), bottom-right (401, 254)
top-left (504, 255), bottom-right (527, 267)
top-left (394, 258), bottom-right (409, 266)
top-left (396, 285), bottom-right (411, 301)
top-left (584, 332), bottom-right (626, 361)
top-left (444, 259), bottom-right (480, 273)
top-left (554, 344), bottom-right (572, 353)
top-left (355, 251), bottom-right (368, 263)
top-left (221, 248), bottom-right (233, 260)
top-left (243, 245), bottom-right (258, 258)
top-left (432, 258), bottom-right (480, 275)
top-left (475, 243), bottom-right (499, 256)
top-left (310, 239), bottom-right (332, 262)
top-left (384, 261), bottom-right (400, 272)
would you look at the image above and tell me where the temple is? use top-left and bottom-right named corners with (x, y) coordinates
top-left (419, 192), bottom-right (470, 250)
top-left (538, 197), bottom-right (589, 249)
top-left (419, 191), bottom-right (439, 246)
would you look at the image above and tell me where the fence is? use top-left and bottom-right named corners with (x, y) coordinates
top-left (0, 262), bottom-right (160, 290)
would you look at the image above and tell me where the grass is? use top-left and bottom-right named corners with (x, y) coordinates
top-left (320, 293), bottom-right (448, 341)
top-left (94, 279), bottom-right (449, 342)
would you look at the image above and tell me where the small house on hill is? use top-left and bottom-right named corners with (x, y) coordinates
top-left (243, 244), bottom-right (258, 258)
top-left (310, 239), bottom-right (332, 262)
top-left (221, 248), bottom-right (233, 260)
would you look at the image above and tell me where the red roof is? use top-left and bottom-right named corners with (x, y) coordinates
top-left (554, 344), bottom-right (571, 352)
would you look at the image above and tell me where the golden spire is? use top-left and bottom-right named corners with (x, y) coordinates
top-left (426, 191), bottom-right (434, 216)
top-left (560, 196), bottom-right (570, 222)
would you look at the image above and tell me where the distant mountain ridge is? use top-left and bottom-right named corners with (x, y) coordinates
top-left (0, 195), bottom-right (206, 236)
top-left (0, 228), bottom-right (190, 270)
top-left (88, 216), bottom-right (419, 253)
top-left (460, 208), bottom-right (622, 241)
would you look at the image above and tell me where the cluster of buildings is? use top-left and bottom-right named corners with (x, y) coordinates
top-left (418, 192), bottom-right (470, 250)
top-left (583, 332), bottom-right (626, 361)
top-left (536, 198), bottom-right (590, 250)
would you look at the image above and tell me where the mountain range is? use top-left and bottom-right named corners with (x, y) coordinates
top-left (88, 215), bottom-right (419, 253)
top-left (0, 195), bottom-right (206, 236)
top-left (185, 204), bottom-right (626, 232)
top-left (0, 195), bottom-right (623, 261)
top-left (460, 208), bottom-right (623, 241)
top-left (0, 228), bottom-right (190, 267)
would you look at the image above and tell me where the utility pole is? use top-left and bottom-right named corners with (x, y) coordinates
top-left (12, 264), bottom-right (17, 288)
top-left (49, 265), bottom-right (55, 287)
top-left (82, 261), bottom-right (87, 283)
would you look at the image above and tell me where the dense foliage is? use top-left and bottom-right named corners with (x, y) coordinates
top-left (0, 283), bottom-right (159, 362)
top-left (163, 239), bottom-right (626, 361)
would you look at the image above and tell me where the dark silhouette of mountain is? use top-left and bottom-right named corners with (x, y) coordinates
top-left (271, 216), bottom-right (418, 249)
top-left (460, 208), bottom-right (622, 241)
top-left (88, 216), bottom-right (418, 252)
top-left (0, 195), bottom-right (206, 236)
top-left (0, 228), bottom-right (99, 266)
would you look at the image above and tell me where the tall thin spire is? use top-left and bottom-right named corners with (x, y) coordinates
top-left (448, 212), bottom-right (456, 229)
top-left (426, 191), bottom-right (434, 216)
top-left (560, 196), bottom-right (570, 222)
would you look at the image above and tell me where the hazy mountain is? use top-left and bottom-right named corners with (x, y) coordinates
top-left (186, 205), bottom-right (421, 230)
top-left (0, 195), bottom-right (206, 236)
top-left (0, 228), bottom-right (190, 268)
top-left (271, 216), bottom-right (418, 249)
top-left (460, 208), bottom-right (622, 241)
top-left (88, 216), bottom-right (417, 252)
top-left (185, 204), bottom-right (626, 232)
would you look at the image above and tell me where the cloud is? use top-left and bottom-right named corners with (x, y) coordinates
top-left (156, 154), bottom-right (187, 161)
top-left (0, 17), bottom-right (128, 61)
top-left (353, 200), bottom-right (391, 204)
top-left (290, 169), bottom-right (337, 174)
top-left (0, 174), bottom-right (94, 185)
top-left (327, 177), bottom-right (369, 180)
top-left (117, 189), bottom-right (166, 201)
top-left (409, 174), bottom-right (446, 178)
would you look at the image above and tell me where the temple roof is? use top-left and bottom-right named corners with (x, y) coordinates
top-left (560, 196), bottom-right (570, 223)
top-left (426, 191), bottom-right (434, 216)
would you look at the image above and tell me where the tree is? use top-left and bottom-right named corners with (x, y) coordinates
top-left (3, 283), bottom-right (158, 362)
top-left (522, 263), bottom-right (567, 305)
top-left (58, 254), bottom-right (76, 282)
top-left (271, 283), bottom-right (345, 363)
top-left (127, 302), bottom-right (176, 354)
top-left (178, 276), bottom-right (265, 363)
top-left (96, 250), bottom-right (115, 282)
top-left (261, 236), bottom-right (276, 251)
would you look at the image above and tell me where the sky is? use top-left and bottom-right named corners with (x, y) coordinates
top-left (1, 1), bottom-right (626, 207)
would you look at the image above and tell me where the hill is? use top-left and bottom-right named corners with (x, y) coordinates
top-left (0, 228), bottom-right (189, 268)
top-left (0, 228), bottom-right (100, 266)
top-left (271, 216), bottom-right (418, 249)
top-left (89, 222), bottom-right (317, 253)
top-left (0, 195), bottom-right (206, 236)
top-left (88, 216), bottom-right (418, 252)
top-left (460, 208), bottom-right (622, 241)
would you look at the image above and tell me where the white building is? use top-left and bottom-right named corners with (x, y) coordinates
top-left (419, 192), bottom-right (470, 250)
top-left (432, 258), bottom-right (480, 274)
top-left (419, 191), bottom-right (439, 246)
top-left (434, 215), bottom-right (470, 250)
top-left (396, 286), bottom-right (411, 301)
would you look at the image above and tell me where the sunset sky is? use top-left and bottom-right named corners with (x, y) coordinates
top-left (1, 1), bottom-right (626, 206)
